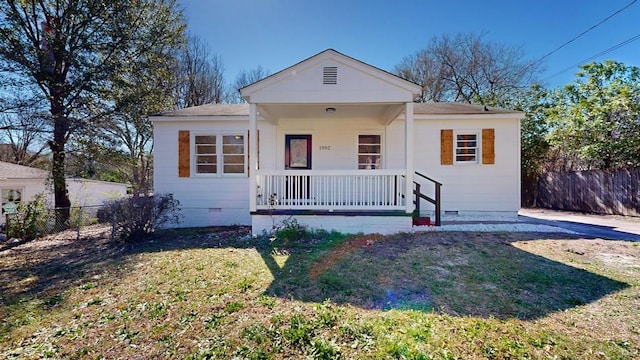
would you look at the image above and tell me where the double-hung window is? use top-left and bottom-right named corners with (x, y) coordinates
top-left (195, 135), bottom-right (217, 174)
top-left (358, 134), bottom-right (382, 169)
top-left (455, 132), bottom-right (479, 164)
top-left (222, 135), bottom-right (245, 174)
top-left (194, 133), bottom-right (246, 175)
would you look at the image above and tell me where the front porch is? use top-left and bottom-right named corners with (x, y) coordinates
top-left (250, 170), bottom-right (441, 235)
top-left (239, 50), bottom-right (436, 235)
top-left (255, 170), bottom-right (407, 211)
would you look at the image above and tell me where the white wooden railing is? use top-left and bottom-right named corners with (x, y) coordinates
top-left (256, 170), bottom-right (406, 210)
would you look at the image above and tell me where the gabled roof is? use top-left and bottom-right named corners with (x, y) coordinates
top-left (0, 161), bottom-right (49, 179)
top-left (240, 49), bottom-right (422, 104)
top-left (240, 49), bottom-right (421, 94)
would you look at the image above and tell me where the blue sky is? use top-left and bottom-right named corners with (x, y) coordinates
top-left (179, 0), bottom-right (640, 89)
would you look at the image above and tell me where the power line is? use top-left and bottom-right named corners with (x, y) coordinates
top-left (544, 33), bottom-right (640, 81)
top-left (537, 0), bottom-right (637, 64)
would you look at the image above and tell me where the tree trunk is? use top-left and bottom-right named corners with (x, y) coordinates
top-left (49, 85), bottom-right (71, 228)
top-left (132, 161), bottom-right (140, 198)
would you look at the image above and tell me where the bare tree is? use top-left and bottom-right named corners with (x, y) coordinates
top-left (395, 33), bottom-right (542, 106)
top-left (0, 111), bottom-right (49, 167)
top-left (227, 66), bottom-right (271, 103)
top-left (395, 50), bottom-right (450, 103)
top-left (174, 34), bottom-right (225, 108)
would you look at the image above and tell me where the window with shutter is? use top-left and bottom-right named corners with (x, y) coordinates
top-left (178, 130), bottom-right (247, 177)
top-left (441, 128), bottom-right (495, 166)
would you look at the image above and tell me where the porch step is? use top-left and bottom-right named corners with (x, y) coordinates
top-left (412, 216), bottom-right (432, 226)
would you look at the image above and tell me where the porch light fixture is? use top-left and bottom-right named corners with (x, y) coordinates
top-left (325, 107), bottom-right (336, 113)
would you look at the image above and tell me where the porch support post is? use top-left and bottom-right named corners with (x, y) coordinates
top-left (404, 101), bottom-right (414, 214)
top-left (249, 103), bottom-right (258, 212)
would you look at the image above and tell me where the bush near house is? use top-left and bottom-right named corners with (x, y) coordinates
top-left (6, 193), bottom-right (48, 240)
top-left (106, 193), bottom-right (182, 242)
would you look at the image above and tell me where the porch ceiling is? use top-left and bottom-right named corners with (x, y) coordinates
top-left (258, 103), bottom-right (402, 122)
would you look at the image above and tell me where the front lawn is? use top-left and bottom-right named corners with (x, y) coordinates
top-left (1, 226), bottom-right (638, 359)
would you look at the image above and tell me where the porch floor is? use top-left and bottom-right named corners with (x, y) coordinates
top-left (251, 209), bottom-right (411, 217)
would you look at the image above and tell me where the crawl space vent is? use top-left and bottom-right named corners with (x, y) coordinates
top-left (323, 66), bottom-right (337, 85)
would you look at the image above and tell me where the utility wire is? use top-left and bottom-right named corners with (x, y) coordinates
top-left (537, 0), bottom-right (637, 64)
top-left (544, 33), bottom-right (640, 81)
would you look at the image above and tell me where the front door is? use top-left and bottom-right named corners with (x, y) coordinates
top-left (285, 134), bottom-right (312, 170)
top-left (285, 135), bottom-right (312, 202)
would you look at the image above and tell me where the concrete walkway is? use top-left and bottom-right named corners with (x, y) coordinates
top-left (518, 208), bottom-right (640, 241)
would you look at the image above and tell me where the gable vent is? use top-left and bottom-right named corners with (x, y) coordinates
top-left (323, 66), bottom-right (337, 85)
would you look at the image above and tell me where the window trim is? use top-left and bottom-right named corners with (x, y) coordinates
top-left (1, 188), bottom-right (23, 215)
top-left (454, 130), bottom-right (480, 165)
top-left (191, 132), bottom-right (247, 176)
top-left (356, 132), bottom-right (384, 170)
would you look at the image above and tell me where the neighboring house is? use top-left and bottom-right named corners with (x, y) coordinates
top-left (152, 49), bottom-right (523, 235)
top-left (0, 161), bottom-right (128, 224)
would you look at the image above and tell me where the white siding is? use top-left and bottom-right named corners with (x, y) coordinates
top-left (252, 214), bottom-right (413, 236)
top-left (0, 179), bottom-right (49, 225)
top-left (388, 117), bottom-right (521, 217)
top-left (67, 179), bottom-right (127, 206)
top-left (154, 113), bottom-right (521, 228)
top-left (1, 178), bottom-right (126, 225)
top-left (276, 117), bottom-right (386, 170)
top-left (154, 120), bottom-right (253, 227)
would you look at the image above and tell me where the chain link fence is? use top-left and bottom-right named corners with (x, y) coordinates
top-left (4, 205), bottom-right (116, 241)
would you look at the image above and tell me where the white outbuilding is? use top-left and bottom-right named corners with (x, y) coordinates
top-left (0, 161), bottom-right (128, 225)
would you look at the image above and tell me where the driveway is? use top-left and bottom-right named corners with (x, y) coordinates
top-left (519, 208), bottom-right (640, 241)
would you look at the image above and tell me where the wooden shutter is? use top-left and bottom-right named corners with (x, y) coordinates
top-left (178, 130), bottom-right (190, 177)
top-left (441, 129), bottom-right (453, 165)
top-left (482, 128), bottom-right (495, 165)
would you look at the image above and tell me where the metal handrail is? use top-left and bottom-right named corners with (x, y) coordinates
top-left (415, 171), bottom-right (442, 186)
top-left (413, 171), bottom-right (442, 226)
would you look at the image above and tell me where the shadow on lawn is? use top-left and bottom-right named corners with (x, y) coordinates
top-left (0, 226), bottom-right (252, 308)
top-left (257, 231), bottom-right (629, 320)
top-left (0, 226), bottom-right (629, 323)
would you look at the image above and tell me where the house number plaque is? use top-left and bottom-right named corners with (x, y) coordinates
top-left (319, 145), bottom-right (331, 150)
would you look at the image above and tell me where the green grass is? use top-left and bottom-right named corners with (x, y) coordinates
top-left (1, 225), bottom-right (639, 359)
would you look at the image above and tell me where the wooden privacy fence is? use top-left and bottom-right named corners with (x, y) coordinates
top-left (534, 168), bottom-right (640, 216)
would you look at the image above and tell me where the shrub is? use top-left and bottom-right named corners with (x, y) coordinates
top-left (96, 206), bottom-right (113, 223)
top-left (273, 217), bottom-right (308, 243)
top-left (7, 193), bottom-right (49, 240)
top-left (107, 194), bottom-right (182, 242)
top-left (69, 207), bottom-right (98, 227)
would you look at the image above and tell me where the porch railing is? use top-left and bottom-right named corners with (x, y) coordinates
top-left (256, 170), bottom-right (406, 210)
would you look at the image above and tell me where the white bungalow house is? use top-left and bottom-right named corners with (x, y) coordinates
top-left (152, 49), bottom-right (523, 235)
